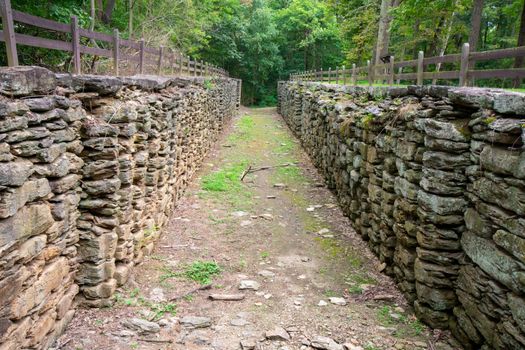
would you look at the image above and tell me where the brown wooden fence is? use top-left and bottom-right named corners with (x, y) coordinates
top-left (0, 0), bottom-right (228, 77)
top-left (291, 43), bottom-right (525, 87)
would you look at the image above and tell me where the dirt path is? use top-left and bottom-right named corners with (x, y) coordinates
top-left (58, 108), bottom-right (456, 350)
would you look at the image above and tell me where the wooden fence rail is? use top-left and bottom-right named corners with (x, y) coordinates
top-left (0, 0), bottom-right (228, 77)
top-left (291, 42), bottom-right (525, 87)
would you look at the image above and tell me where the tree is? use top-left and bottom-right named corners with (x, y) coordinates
top-left (375, 0), bottom-right (400, 65)
top-left (468, 0), bottom-right (484, 51)
top-left (513, 0), bottom-right (525, 87)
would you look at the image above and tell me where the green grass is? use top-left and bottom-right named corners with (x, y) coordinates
top-left (201, 161), bottom-right (248, 192)
top-left (183, 261), bottom-right (221, 285)
top-left (227, 115), bottom-right (256, 143)
top-left (159, 260), bottom-right (221, 285)
top-left (200, 160), bottom-right (253, 209)
top-left (113, 290), bottom-right (177, 321)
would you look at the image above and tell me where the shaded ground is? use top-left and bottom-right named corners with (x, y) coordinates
top-left (57, 107), bottom-right (458, 350)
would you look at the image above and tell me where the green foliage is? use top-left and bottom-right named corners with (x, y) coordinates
top-left (159, 260), bottom-right (221, 285)
top-left (183, 261), bottom-right (222, 285)
top-left (10, 0), bottom-right (524, 97)
top-left (201, 162), bottom-right (248, 192)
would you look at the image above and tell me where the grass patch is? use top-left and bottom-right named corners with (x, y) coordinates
top-left (113, 290), bottom-right (177, 321)
top-left (375, 305), bottom-right (428, 338)
top-left (159, 261), bottom-right (221, 285)
top-left (201, 162), bottom-right (247, 192)
top-left (183, 261), bottom-right (221, 285)
top-left (227, 115), bottom-right (255, 143)
top-left (200, 160), bottom-right (253, 209)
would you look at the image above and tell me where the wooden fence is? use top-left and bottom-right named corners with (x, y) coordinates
top-left (291, 43), bottom-right (525, 87)
top-left (0, 0), bottom-right (228, 77)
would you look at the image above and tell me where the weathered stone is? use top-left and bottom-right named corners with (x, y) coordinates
top-left (493, 91), bottom-right (525, 115)
top-left (461, 231), bottom-right (523, 293)
top-left (239, 280), bottom-right (260, 290)
top-left (420, 119), bottom-right (470, 142)
top-left (0, 204), bottom-right (54, 250)
top-left (122, 317), bottom-right (160, 333)
top-left (416, 282), bottom-right (456, 311)
top-left (480, 146), bottom-right (521, 177)
top-left (180, 316), bottom-right (212, 329)
top-left (472, 177), bottom-right (525, 216)
top-left (422, 151), bottom-right (470, 170)
top-left (417, 190), bottom-right (467, 215)
top-left (493, 230), bottom-right (525, 263)
top-left (10, 257), bottom-right (69, 319)
top-left (82, 278), bottom-right (117, 299)
top-left (0, 66), bottom-right (56, 96)
top-left (78, 231), bottom-right (118, 262)
top-left (49, 174), bottom-right (81, 194)
top-left (0, 159), bottom-right (33, 187)
top-left (265, 326), bottom-right (290, 341)
top-left (508, 293), bottom-right (525, 334)
top-left (310, 336), bottom-right (344, 350)
top-left (0, 178), bottom-right (51, 218)
top-left (82, 178), bottom-right (121, 195)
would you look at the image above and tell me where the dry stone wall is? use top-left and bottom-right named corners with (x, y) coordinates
top-left (278, 81), bottom-right (525, 350)
top-left (0, 66), bottom-right (239, 350)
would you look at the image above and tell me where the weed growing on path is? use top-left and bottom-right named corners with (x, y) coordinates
top-left (160, 261), bottom-right (221, 285)
top-left (113, 290), bottom-right (177, 321)
top-left (227, 115), bottom-right (255, 143)
top-left (183, 261), bottom-right (221, 285)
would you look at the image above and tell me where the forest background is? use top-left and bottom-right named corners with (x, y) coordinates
top-left (7, 0), bottom-right (525, 105)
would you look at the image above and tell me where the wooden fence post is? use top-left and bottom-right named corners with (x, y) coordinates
top-left (389, 55), bottom-right (395, 85)
top-left (179, 54), bottom-right (183, 75)
top-left (335, 66), bottom-right (339, 84)
top-left (0, 0), bottom-right (18, 66)
top-left (367, 60), bottom-right (372, 86)
top-left (170, 49), bottom-right (175, 75)
top-left (328, 67), bottom-right (331, 83)
top-left (205, 62), bottom-right (208, 77)
top-left (459, 43), bottom-right (470, 87)
top-left (352, 63), bottom-right (356, 85)
top-left (113, 29), bottom-right (120, 76)
top-left (71, 16), bottom-right (81, 75)
top-left (319, 68), bottom-right (323, 82)
top-left (193, 59), bottom-right (197, 77)
top-left (200, 60), bottom-right (204, 76)
top-left (157, 46), bottom-right (164, 75)
top-left (342, 66), bottom-right (346, 85)
top-left (417, 51), bottom-right (424, 85)
top-left (139, 38), bottom-right (145, 74)
top-left (397, 67), bottom-right (402, 85)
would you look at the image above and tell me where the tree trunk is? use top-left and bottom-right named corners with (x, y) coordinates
top-left (102, 0), bottom-right (117, 24)
top-left (513, 1), bottom-right (525, 88)
top-left (129, 0), bottom-right (133, 38)
top-left (90, 0), bottom-right (96, 31)
top-left (433, 3), bottom-right (457, 84)
top-left (375, 0), bottom-right (389, 65)
top-left (468, 0), bottom-right (484, 51)
top-left (96, 0), bottom-right (103, 20)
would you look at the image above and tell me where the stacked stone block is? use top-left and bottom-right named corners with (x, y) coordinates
top-left (278, 81), bottom-right (525, 349)
top-left (0, 67), bottom-right (82, 349)
top-left (0, 67), bottom-right (239, 349)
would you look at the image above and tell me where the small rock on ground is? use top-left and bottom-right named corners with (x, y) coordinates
top-left (239, 280), bottom-right (260, 290)
top-left (329, 297), bottom-right (347, 306)
top-left (311, 336), bottom-right (344, 350)
top-left (180, 316), bottom-right (212, 329)
top-left (265, 326), bottom-right (291, 341)
top-left (121, 318), bottom-right (160, 334)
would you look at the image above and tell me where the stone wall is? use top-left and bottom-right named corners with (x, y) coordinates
top-left (0, 67), bottom-right (240, 350)
top-left (278, 81), bottom-right (525, 350)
